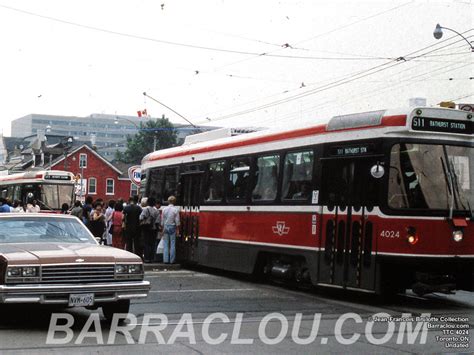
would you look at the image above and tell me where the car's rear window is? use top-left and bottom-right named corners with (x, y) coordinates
top-left (0, 217), bottom-right (96, 244)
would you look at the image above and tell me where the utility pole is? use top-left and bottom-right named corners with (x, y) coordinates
top-left (80, 161), bottom-right (84, 202)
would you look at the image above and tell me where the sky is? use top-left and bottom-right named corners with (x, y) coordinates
top-left (0, 0), bottom-right (472, 136)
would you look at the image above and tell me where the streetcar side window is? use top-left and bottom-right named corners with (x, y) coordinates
top-left (227, 158), bottom-right (251, 202)
top-left (252, 154), bottom-right (280, 201)
top-left (282, 151), bottom-right (314, 200)
top-left (203, 161), bottom-right (225, 203)
top-left (163, 167), bottom-right (179, 202)
top-left (13, 185), bottom-right (21, 202)
top-left (147, 168), bottom-right (165, 202)
top-left (6, 186), bottom-right (14, 200)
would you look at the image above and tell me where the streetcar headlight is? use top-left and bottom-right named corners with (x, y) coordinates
top-left (406, 227), bottom-right (419, 245)
top-left (453, 230), bottom-right (463, 243)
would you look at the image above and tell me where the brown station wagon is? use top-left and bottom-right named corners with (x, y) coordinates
top-left (0, 214), bottom-right (150, 320)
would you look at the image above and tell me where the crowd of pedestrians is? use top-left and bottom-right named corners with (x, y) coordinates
top-left (0, 194), bottom-right (180, 264)
top-left (0, 197), bottom-right (41, 213)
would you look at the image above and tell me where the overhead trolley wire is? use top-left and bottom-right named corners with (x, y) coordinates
top-left (210, 1), bottom-right (415, 71)
top-left (202, 33), bottom-right (473, 123)
top-left (0, 3), bottom-right (411, 62)
top-left (256, 60), bottom-right (473, 127)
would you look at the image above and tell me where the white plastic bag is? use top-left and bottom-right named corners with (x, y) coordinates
top-left (156, 238), bottom-right (164, 254)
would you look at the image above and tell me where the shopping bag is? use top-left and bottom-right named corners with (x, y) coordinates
top-left (156, 238), bottom-right (164, 254)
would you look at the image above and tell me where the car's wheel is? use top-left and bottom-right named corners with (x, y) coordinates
top-left (102, 300), bottom-right (130, 322)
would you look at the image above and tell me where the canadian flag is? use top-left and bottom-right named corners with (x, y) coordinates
top-left (137, 109), bottom-right (148, 117)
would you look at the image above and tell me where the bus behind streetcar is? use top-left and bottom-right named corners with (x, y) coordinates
top-left (141, 106), bottom-right (473, 296)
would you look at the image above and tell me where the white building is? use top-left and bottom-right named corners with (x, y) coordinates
top-left (11, 113), bottom-right (215, 160)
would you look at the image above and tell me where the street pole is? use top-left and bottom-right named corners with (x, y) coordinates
top-left (80, 163), bottom-right (84, 202)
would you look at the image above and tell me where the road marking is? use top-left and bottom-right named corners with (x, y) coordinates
top-left (150, 288), bottom-right (255, 293)
top-left (145, 272), bottom-right (210, 278)
top-left (130, 314), bottom-right (319, 327)
top-left (145, 270), bottom-right (193, 275)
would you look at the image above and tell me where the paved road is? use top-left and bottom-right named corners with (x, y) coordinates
top-left (1, 268), bottom-right (473, 354)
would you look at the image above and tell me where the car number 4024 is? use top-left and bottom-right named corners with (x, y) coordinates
top-left (380, 230), bottom-right (400, 238)
top-left (68, 293), bottom-right (94, 307)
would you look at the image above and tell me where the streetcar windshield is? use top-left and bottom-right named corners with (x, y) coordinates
top-left (388, 144), bottom-right (474, 211)
top-left (41, 184), bottom-right (75, 210)
top-left (388, 143), bottom-right (473, 212)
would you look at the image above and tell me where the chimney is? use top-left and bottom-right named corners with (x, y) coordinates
top-left (90, 134), bottom-right (97, 151)
top-left (37, 129), bottom-right (46, 142)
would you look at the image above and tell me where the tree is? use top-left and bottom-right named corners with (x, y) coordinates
top-left (115, 116), bottom-right (178, 164)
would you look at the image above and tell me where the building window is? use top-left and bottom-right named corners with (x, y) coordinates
top-left (106, 178), bottom-right (114, 195)
top-left (79, 153), bottom-right (87, 168)
top-left (88, 177), bottom-right (97, 194)
top-left (130, 183), bottom-right (138, 197)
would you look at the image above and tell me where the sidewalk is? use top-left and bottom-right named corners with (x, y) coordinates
top-left (144, 263), bottom-right (181, 272)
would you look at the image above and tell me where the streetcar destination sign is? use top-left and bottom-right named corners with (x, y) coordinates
top-left (330, 144), bottom-right (374, 157)
top-left (411, 117), bottom-right (472, 134)
top-left (44, 174), bottom-right (72, 180)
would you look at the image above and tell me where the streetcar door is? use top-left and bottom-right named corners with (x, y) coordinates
top-left (319, 157), bottom-right (378, 291)
top-left (178, 171), bottom-right (202, 263)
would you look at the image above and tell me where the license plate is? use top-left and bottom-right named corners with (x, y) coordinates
top-left (68, 293), bottom-right (94, 307)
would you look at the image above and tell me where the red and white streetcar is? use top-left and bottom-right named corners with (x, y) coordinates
top-left (141, 106), bottom-right (473, 295)
top-left (0, 170), bottom-right (75, 212)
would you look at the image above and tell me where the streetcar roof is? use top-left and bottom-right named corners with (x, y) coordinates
top-left (0, 170), bottom-right (75, 183)
top-left (142, 106), bottom-right (471, 168)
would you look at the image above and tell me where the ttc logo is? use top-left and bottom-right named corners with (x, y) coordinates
top-left (272, 221), bottom-right (290, 236)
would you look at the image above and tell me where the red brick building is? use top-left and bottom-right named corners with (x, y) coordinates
top-left (51, 145), bottom-right (138, 202)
